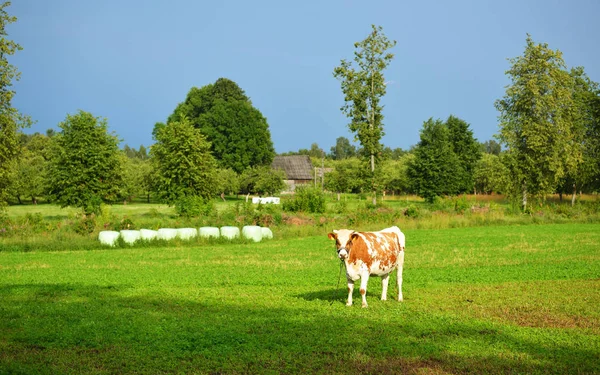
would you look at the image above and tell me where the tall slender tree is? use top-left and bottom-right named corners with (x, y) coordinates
top-left (495, 35), bottom-right (582, 210)
top-left (334, 25), bottom-right (396, 205)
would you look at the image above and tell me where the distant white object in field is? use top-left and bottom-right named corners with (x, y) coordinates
top-left (242, 225), bottom-right (263, 242)
top-left (177, 228), bottom-right (198, 240)
top-left (199, 227), bottom-right (220, 238)
top-left (98, 231), bottom-right (120, 247)
top-left (120, 230), bottom-right (140, 245)
top-left (220, 226), bottom-right (240, 239)
top-left (260, 227), bottom-right (273, 239)
top-left (157, 228), bottom-right (178, 240)
top-left (139, 229), bottom-right (158, 240)
top-left (251, 197), bottom-right (280, 204)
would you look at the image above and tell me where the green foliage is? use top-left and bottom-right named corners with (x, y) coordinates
top-left (239, 166), bottom-right (285, 196)
top-left (495, 35), bottom-right (583, 209)
top-left (72, 213), bottom-right (96, 235)
top-left (446, 115), bottom-right (481, 193)
top-left (324, 157), bottom-right (363, 194)
top-left (333, 25), bottom-right (396, 204)
top-left (216, 168), bottom-right (240, 196)
top-left (166, 78), bottom-right (275, 173)
top-left (48, 110), bottom-right (123, 215)
top-left (403, 204), bottom-right (420, 218)
top-left (282, 186), bottom-right (326, 213)
top-left (174, 196), bottom-right (213, 218)
top-left (151, 117), bottom-right (219, 205)
top-left (0, 2), bottom-right (30, 208)
top-left (474, 153), bottom-right (510, 194)
top-left (120, 154), bottom-right (152, 202)
top-left (408, 118), bottom-right (463, 202)
top-left (329, 136), bottom-right (357, 160)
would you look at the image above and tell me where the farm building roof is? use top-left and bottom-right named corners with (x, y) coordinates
top-left (271, 155), bottom-right (313, 180)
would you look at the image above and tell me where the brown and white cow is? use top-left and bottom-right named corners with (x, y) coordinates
top-left (328, 226), bottom-right (405, 308)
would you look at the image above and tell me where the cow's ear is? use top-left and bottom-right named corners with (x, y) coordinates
top-left (351, 232), bottom-right (360, 241)
top-left (327, 232), bottom-right (336, 240)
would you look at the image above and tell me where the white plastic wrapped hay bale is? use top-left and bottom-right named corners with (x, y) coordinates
top-left (242, 225), bottom-right (263, 242)
top-left (177, 228), bottom-right (197, 240)
top-left (199, 226), bottom-right (220, 239)
top-left (220, 226), bottom-right (240, 240)
top-left (260, 227), bottom-right (273, 239)
top-left (139, 229), bottom-right (158, 241)
top-left (120, 230), bottom-right (140, 245)
top-left (157, 228), bottom-right (178, 241)
top-left (98, 231), bottom-right (120, 247)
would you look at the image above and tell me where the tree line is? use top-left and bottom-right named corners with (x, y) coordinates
top-left (1, 5), bottom-right (599, 215)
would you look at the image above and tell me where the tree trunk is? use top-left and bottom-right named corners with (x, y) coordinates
top-left (371, 153), bottom-right (376, 206)
top-left (522, 185), bottom-right (527, 212)
top-left (571, 183), bottom-right (576, 207)
top-left (16, 195), bottom-right (22, 205)
top-left (337, 192), bottom-right (340, 201)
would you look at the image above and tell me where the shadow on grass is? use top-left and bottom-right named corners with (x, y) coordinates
top-left (0, 283), bottom-right (598, 375)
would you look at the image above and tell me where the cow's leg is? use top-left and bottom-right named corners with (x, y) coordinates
top-left (360, 273), bottom-right (370, 308)
top-left (381, 273), bottom-right (389, 301)
top-left (397, 251), bottom-right (405, 302)
top-left (346, 277), bottom-right (354, 306)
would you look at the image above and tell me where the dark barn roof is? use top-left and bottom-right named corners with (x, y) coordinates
top-left (271, 155), bottom-right (313, 180)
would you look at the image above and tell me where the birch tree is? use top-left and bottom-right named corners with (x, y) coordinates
top-left (333, 25), bottom-right (396, 205)
top-left (495, 35), bottom-right (582, 210)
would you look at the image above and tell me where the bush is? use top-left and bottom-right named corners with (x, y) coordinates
top-left (73, 214), bottom-right (96, 235)
top-left (174, 196), bottom-right (213, 218)
top-left (283, 187), bottom-right (326, 213)
top-left (404, 205), bottom-right (420, 218)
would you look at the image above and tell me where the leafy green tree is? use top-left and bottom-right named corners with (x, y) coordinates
top-left (495, 35), bottom-right (582, 210)
top-left (569, 67), bottom-right (600, 195)
top-left (473, 153), bottom-right (510, 195)
top-left (217, 168), bottom-right (240, 197)
top-left (333, 24), bottom-right (396, 205)
top-left (150, 117), bottom-right (218, 205)
top-left (0, 2), bottom-right (30, 207)
top-left (239, 166), bottom-right (285, 196)
top-left (330, 136), bottom-right (357, 160)
top-left (120, 154), bottom-right (151, 203)
top-left (480, 140), bottom-right (501, 155)
top-left (380, 154), bottom-right (413, 195)
top-left (48, 111), bottom-right (123, 214)
top-left (165, 78), bottom-right (275, 173)
top-left (407, 118), bottom-right (462, 202)
top-left (381, 146), bottom-right (406, 160)
top-left (8, 133), bottom-right (52, 204)
top-left (324, 158), bottom-right (362, 199)
top-left (446, 115), bottom-right (481, 193)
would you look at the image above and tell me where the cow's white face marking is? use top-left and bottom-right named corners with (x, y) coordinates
top-left (330, 229), bottom-right (355, 260)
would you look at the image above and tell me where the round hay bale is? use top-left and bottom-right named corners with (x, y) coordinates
top-left (98, 231), bottom-right (120, 247)
top-left (139, 229), bottom-right (158, 241)
top-left (260, 227), bottom-right (273, 239)
top-left (120, 230), bottom-right (141, 245)
top-left (177, 228), bottom-right (197, 240)
top-left (199, 226), bottom-right (220, 238)
top-left (242, 225), bottom-right (263, 242)
top-left (157, 228), bottom-right (178, 241)
top-left (220, 226), bottom-right (240, 240)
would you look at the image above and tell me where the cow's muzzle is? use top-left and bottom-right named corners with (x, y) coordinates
top-left (337, 248), bottom-right (348, 260)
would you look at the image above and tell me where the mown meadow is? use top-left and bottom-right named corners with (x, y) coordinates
top-left (1, 196), bottom-right (599, 374)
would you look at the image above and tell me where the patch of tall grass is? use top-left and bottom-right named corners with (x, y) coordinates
top-left (2, 194), bottom-right (599, 252)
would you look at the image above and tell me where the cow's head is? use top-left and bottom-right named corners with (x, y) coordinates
top-left (328, 229), bottom-right (359, 260)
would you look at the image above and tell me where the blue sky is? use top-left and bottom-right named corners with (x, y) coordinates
top-left (8, 0), bottom-right (600, 154)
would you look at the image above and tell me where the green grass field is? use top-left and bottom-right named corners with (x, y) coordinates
top-left (1, 222), bottom-right (599, 374)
